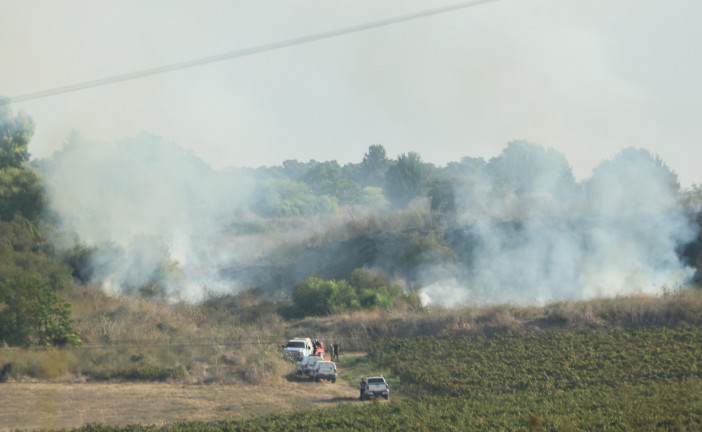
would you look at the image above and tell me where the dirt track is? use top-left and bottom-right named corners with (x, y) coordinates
top-left (0, 376), bottom-right (360, 431)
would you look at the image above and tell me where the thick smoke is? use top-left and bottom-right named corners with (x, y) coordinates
top-left (43, 132), bottom-right (257, 300)
top-left (420, 143), bottom-right (696, 307)
top-left (43, 135), bottom-right (696, 307)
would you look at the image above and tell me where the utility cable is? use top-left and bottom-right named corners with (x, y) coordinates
top-left (3, 0), bottom-right (499, 106)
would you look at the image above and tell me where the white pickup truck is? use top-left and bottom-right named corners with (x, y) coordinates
top-left (282, 337), bottom-right (313, 361)
top-left (309, 361), bottom-right (337, 383)
top-left (362, 376), bottom-right (389, 400)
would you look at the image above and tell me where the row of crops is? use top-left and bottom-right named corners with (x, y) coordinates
top-left (65, 327), bottom-right (702, 431)
top-left (369, 327), bottom-right (702, 395)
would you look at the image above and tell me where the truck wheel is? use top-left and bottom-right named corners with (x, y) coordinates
top-left (384, 394), bottom-right (389, 400)
top-left (331, 378), bottom-right (336, 383)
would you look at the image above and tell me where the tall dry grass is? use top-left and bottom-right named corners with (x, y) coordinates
top-left (288, 288), bottom-right (702, 351)
top-left (2, 285), bottom-right (700, 384)
top-left (0, 285), bottom-right (290, 384)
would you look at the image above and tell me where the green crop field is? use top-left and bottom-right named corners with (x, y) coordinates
top-left (50, 326), bottom-right (702, 431)
top-left (370, 327), bottom-right (702, 396)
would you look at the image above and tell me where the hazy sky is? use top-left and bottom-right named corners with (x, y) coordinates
top-left (2, 0), bottom-right (701, 186)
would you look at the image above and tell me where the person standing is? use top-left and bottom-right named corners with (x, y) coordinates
top-left (313, 339), bottom-right (320, 356)
top-left (359, 377), bottom-right (366, 400)
top-left (332, 342), bottom-right (339, 360)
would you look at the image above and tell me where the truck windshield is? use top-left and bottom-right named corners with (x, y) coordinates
top-left (368, 378), bottom-right (385, 384)
top-left (286, 341), bottom-right (305, 348)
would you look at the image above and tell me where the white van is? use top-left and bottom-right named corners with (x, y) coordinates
top-left (309, 361), bottom-right (337, 383)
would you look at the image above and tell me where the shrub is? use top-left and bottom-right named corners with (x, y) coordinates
top-left (284, 270), bottom-right (413, 318)
top-left (0, 278), bottom-right (81, 347)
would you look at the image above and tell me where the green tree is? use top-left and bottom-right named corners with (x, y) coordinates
top-left (486, 140), bottom-right (577, 200)
top-left (0, 99), bottom-right (34, 168)
top-left (302, 161), bottom-right (362, 206)
top-left (360, 186), bottom-right (387, 207)
top-left (428, 178), bottom-right (457, 216)
top-left (360, 144), bottom-right (390, 187)
top-left (444, 156), bottom-right (486, 179)
top-left (398, 232), bottom-right (455, 272)
top-left (0, 101), bottom-right (43, 222)
top-left (281, 159), bottom-right (308, 181)
top-left (290, 277), bottom-right (356, 317)
top-left (0, 165), bottom-right (44, 222)
top-left (586, 147), bottom-right (680, 207)
top-left (350, 268), bottom-right (405, 310)
top-left (0, 278), bottom-right (81, 347)
top-left (385, 152), bottom-right (428, 207)
top-left (680, 185), bottom-right (702, 285)
top-left (0, 103), bottom-right (78, 342)
top-left (253, 178), bottom-right (339, 217)
top-left (283, 271), bottom-right (417, 318)
top-left (0, 217), bottom-right (75, 292)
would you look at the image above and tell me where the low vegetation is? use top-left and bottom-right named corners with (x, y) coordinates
top-left (277, 268), bottom-right (422, 319)
top-left (372, 327), bottom-right (702, 395)
top-left (0, 278), bottom-right (80, 347)
top-left (2, 288), bottom-right (702, 386)
top-left (24, 325), bottom-right (700, 431)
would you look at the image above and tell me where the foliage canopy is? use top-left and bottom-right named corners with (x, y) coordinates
top-left (280, 268), bottom-right (418, 318)
top-left (0, 278), bottom-right (81, 347)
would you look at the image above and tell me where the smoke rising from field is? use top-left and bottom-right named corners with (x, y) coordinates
top-left (43, 132), bottom-right (257, 299)
top-left (42, 135), bottom-right (697, 306)
top-left (419, 144), bottom-right (696, 307)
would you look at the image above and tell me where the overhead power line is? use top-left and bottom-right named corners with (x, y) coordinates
top-left (3, 0), bottom-right (499, 106)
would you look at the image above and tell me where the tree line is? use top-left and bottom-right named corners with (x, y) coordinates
top-left (0, 99), bottom-right (80, 347)
top-left (2, 98), bottom-right (702, 346)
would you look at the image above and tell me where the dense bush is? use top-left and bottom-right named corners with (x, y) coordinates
top-left (0, 217), bottom-right (76, 291)
top-left (253, 179), bottom-right (339, 217)
top-left (0, 278), bottom-right (81, 347)
top-left (279, 269), bottom-right (418, 319)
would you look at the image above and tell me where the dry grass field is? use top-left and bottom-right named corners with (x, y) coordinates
top-left (0, 376), bottom-right (360, 431)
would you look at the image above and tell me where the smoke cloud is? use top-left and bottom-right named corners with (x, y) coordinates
top-left (43, 132), bottom-right (256, 300)
top-left (420, 144), bottom-right (696, 307)
top-left (42, 135), bottom-right (696, 307)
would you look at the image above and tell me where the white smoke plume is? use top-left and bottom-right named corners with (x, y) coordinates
top-left (42, 134), bottom-right (696, 308)
top-left (43, 132), bottom-right (256, 300)
top-left (420, 143), bottom-right (696, 307)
